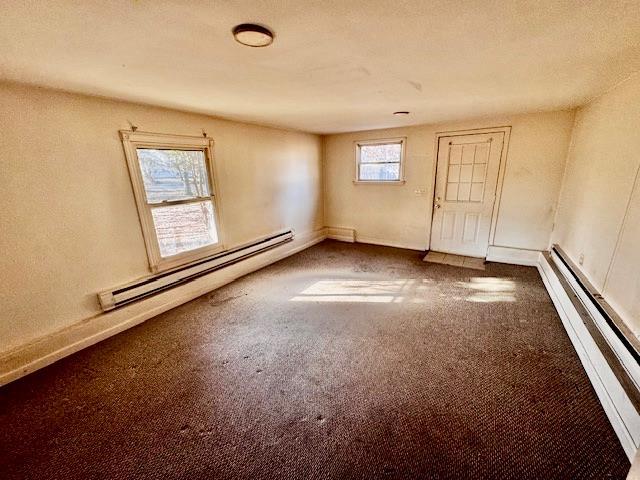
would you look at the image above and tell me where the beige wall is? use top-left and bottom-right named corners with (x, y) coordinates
top-left (11, 79), bottom-right (637, 354)
top-left (553, 74), bottom-right (640, 334)
top-left (324, 111), bottom-right (575, 251)
top-left (0, 83), bottom-right (323, 353)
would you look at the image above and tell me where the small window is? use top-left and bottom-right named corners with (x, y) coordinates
top-left (355, 138), bottom-right (406, 183)
top-left (121, 131), bottom-right (224, 272)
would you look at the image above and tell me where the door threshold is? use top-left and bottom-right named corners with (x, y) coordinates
top-left (423, 251), bottom-right (486, 270)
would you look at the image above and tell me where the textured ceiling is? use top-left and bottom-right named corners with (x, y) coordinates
top-left (2, 0), bottom-right (640, 133)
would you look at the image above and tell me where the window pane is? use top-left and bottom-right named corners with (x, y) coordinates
top-left (360, 143), bottom-right (402, 163)
top-left (151, 200), bottom-right (218, 258)
top-left (137, 149), bottom-right (210, 203)
top-left (359, 163), bottom-right (400, 181)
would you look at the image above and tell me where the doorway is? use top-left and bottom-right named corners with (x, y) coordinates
top-left (430, 129), bottom-right (507, 258)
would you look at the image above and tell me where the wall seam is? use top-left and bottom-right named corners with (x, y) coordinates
top-left (320, 135), bottom-right (327, 228)
top-left (602, 160), bottom-right (640, 294)
top-left (549, 108), bottom-right (581, 249)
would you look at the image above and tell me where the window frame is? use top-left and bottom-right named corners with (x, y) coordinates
top-left (120, 130), bottom-right (225, 273)
top-left (353, 137), bottom-right (406, 185)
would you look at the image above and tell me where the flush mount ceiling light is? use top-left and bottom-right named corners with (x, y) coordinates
top-left (232, 23), bottom-right (274, 47)
top-left (393, 111), bottom-right (410, 115)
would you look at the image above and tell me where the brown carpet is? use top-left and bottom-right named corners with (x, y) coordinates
top-left (0, 240), bottom-right (630, 479)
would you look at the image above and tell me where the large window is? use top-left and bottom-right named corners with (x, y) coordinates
top-left (121, 131), bottom-right (224, 272)
top-left (355, 138), bottom-right (406, 183)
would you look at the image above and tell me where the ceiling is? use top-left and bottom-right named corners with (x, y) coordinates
top-left (2, 0), bottom-right (640, 134)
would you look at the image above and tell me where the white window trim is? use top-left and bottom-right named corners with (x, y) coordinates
top-left (120, 130), bottom-right (226, 273)
top-left (353, 137), bottom-right (407, 185)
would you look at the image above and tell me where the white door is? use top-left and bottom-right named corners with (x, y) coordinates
top-left (430, 132), bottom-right (504, 258)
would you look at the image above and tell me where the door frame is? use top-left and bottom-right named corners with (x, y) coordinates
top-left (427, 126), bottom-right (512, 254)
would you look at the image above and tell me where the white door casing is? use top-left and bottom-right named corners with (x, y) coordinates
top-left (430, 132), bottom-right (505, 257)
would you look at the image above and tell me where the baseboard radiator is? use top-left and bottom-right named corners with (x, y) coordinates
top-left (99, 230), bottom-right (294, 311)
top-left (542, 245), bottom-right (640, 459)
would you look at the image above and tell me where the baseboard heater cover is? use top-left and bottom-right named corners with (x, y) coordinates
top-left (546, 245), bottom-right (640, 458)
top-left (551, 245), bottom-right (640, 373)
top-left (98, 230), bottom-right (294, 311)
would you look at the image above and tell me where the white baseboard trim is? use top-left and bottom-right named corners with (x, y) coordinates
top-left (326, 226), bottom-right (355, 243)
top-left (486, 245), bottom-right (541, 266)
top-left (0, 227), bottom-right (327, 387)
top-left (538, 252), bottom-right (639, 460)
top-left (355, 234), bottom-right (425, 251)
top-left (325, 226), bottom-right (425, 251)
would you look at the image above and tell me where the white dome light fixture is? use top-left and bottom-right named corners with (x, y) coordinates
top-left (232, 23), bottom-right (274, 47)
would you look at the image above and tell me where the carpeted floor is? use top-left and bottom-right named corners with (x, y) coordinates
top-left (0, 240), bottom-right (630, 479)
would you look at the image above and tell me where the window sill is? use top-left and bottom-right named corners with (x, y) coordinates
top-left (353, 180), bottom-right (406, 186)
top-left (150, 242), bottom-right (226, 273)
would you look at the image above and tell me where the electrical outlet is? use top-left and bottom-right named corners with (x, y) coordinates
top-left (578, 253), bottom-right (584, 265)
